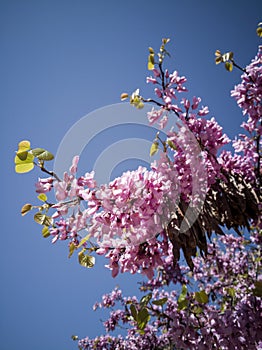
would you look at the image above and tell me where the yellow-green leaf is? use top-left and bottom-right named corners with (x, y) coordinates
top-left (148, 47), bottom-right (154, 54)
top-left (68, 242), bottom-right (76, 258)
top-left (257, 27), bottom-right (262, 37)
top-left (225, 61), bottom-right (233, 72)
top-left (136, 101), bottom-right (144, 109)
top-left (37, 193), bottom-right (47, 202)
top-left (42, 226), bottom-right (50, 238)
top-left (152, 297), bottom-right (168, 306)
top-left (148, 54), bottom-right (155, 70)
top-left (178, 284), bottom-right (188, 311)
top-left (21, 203), bottom-right (32, 216)
top-left (120, 93), bottom-right (129, 101)
top-left (17, 140), bottom-right (31, 152)
top-left (77, 233), bottom-right (91, 248)
top-left (137, 307), bottom-right (150, 330)
top-left (148, 61), bottom-right (154, 70)
top-left (15, 162), bottom-right (34, 173)
top-left (215, 56), bottom-right (222, 65)
top-left (34, 213), bottom-right (53, 226)
top-left (150, 141), bottom-right (159, 156)
top-left (253, 281), bottom-right (262, 297)
top-left (194, 290), bottom-right (209, 304)
top-left (16, 150), bottom-right (29, 161)
top-left (32, 148), bottom-right (54, 161)
top-left (15, 151), bottom-right (35, 173)
top-left (167, 139), bottom-right (177, 150)
top-left (130, 304), bottom-right (138, 321)
top-left (162, 38), bottom-right (170, 45)
top-left (140, 293), bottom-right (152, 308)
top-left (78, 250), bottom-right (95, 268)
top-left (14, 152), bottom-right (34, 164)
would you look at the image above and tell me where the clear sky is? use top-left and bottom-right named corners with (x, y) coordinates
top-left (1, 1), bottom-right (262, 349)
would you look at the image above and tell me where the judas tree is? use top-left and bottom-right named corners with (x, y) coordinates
top-left (15, 25), bottom-right (262, 349)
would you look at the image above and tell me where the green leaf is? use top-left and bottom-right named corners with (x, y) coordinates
top-left (68, 242), bottom-right (76, 258)
top-left (78, 250), bottom-right (95, 268)
top-left (226, 287), bottom-right (236, 299)
top-left (77, 233), bottom-right (91, 248)
top-left (178, 285), bottom-right (188, 311)
top-left (148, 47), bottom-right (154, 54)
top-left (37, 193), bottom-right (47, 202)
top-left (257, 27), bottom-right (262, 37)
top-left (225, 61), bottom-right (233, 72)
top-left (137, 307), bottom-right (150, 330)
top-left (162, 38), bottom-right (170, 45)
top-left (253, 281), bottom-right (262, 297)
top-left (71, 335), bottom-right (79, 341)
top-left (34, 213), bottom-right (53, 226)
top-left (15, 152), bottom-right (35, 173)
top-left (194, 290), bottom-right (209, 304)
top-left (178, 298), bottom-right (188, 311)
top-left (42, 226), bottom-right (50, 238)
top-left (136, 100), bottom-right (144, 109)
top-left (21, 203), bottom-right (32, 216)
top-left (167, 139), bottom-right (177, 151)
top-left (150, 141), bottom-right (159, 156)
top-left (130, 303), bottom-right (138, 321)
top-left (152, 297), bottom-right (168, 306)
top-left (148, 54), bottom-right (155, 70)
top-left (140, 293), bottom-right (152, 308)
top-left (16, 150), bottom-right (29, 161)
top-left (31, 148), bottom-right (54, 161)
top-left (192, 305), bottom-right (203, 315)
top-left (215, 56), bottom-right (223, 65)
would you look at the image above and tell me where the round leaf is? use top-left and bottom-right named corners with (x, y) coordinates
top-left (137, 307), bottom-right (150, 330)
top-left (37, 193), bottom-right (47, 202)
top-left (78, 251), bottom-right (95, 268)
top-left (130, 304), bottom-right (138, 321)
top-left (257, 27), bottom-right (262, 37)
top-left (15, 152), bottom-right (35, 173)
top-left (140, 293), bottom-right (152, 307)
top-left (150, 141), bottom-right (159, 156)
top-left (194, 290), bottom-right (209, 304)
top-left (152, 297), bottom-right (168, 306)
top-left (42, 226), bottom-right (50, 238)
top-left (21, 203), bottom-right (32, 216)
top-left (225, 61), bottom-right (233, 72)
top-left (120, 93), bottom-right (129, 101)
top-left (16, 150), bottom-right (29, 161)
top-left (18, 140), bottom-right (31, 152)
top-left (32, 148), bottom-right (54, 161)
top-left (34, 213), bottom-right (53, 226)
top-left (15, 162), bottom-right (34, 173)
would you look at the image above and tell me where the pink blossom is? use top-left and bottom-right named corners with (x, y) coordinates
top-left (192, 96), bottom-right (201, 110)
top-left (198, 106), bottom-right (209, 116)
top-left (147, 107), bottom-right (163, 125)
top-left (35, 177), bottom-right (53, 193)
top-left (69, 155), bottom-right (79, 175)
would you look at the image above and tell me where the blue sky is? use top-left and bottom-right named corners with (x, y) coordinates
top-left (1, 1), bottom-right (262, 349)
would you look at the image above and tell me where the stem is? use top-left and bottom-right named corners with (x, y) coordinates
top-left (141, 97), bottom-right (165, 108)
top-left (231, 59), bottom-right (255, 84)
top-left (36, 163), bottom-right (62, 182)
top-left (158, 62), bottom-right (166, 92)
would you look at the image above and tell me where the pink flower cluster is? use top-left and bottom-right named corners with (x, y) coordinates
top-left (221, 45), bottom-right (262, 185)
top-left (77, 228), bottom-right (262, 350)
top-left (34, 45), bottom-right (261, 285)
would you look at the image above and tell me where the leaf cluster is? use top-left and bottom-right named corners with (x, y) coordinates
top-left (14, 140), bottom-right (54, 173)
